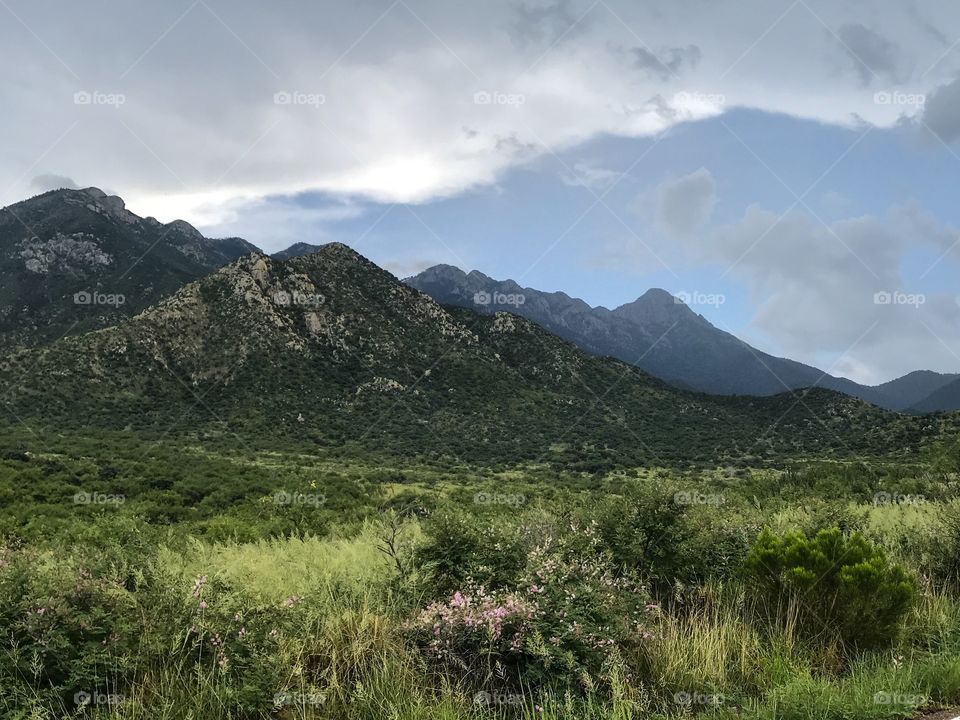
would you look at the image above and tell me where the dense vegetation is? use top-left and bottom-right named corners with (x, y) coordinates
top-left (2, 244), bottom-right (957, 473)
top-left (2, 426), bottom-right (960, 719)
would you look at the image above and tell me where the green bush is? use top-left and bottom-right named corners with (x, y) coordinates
top-left (744, 527), bottom-right (916, 650)
top-left (410, 513), bottom-right (655, 694)
top-left (414, 509), bottom-right (527, 597)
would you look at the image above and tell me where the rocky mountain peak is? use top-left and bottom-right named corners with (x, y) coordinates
top-left (612, 288), bottom-right (699, 327)
top-left (165, 219), bottom-right (204, 240)
top-left (407, 263), bottom-right (469, 283)
top-left (76, 187), bottom-right (139, 224)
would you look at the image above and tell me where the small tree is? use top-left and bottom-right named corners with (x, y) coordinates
top-left (744, 527), bottom-right (916, 650)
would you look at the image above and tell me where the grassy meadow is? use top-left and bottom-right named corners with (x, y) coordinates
top-left (2, 429), bottom-right (960, 719)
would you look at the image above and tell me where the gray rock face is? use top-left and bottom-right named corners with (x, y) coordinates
top-left (19, 233), bottom-right (113, 275)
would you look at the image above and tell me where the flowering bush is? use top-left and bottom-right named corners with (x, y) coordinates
top-left (0, 537), bottom-right (307, 715)
top-left (412, 588), bottom-right (538, 661)
top-left (410, 515), bottom-right (654, 692)
top-left (177, 574), bottom-right (305, 712)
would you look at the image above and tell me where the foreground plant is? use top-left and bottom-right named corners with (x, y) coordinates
top-left (744, 527), bottom-right (916, 650)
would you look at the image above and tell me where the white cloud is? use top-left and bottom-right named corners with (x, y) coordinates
top-left (2, 0), bottom-right (957, 224)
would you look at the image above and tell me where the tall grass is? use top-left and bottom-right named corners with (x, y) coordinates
top-left (55, 527), bottom-right (957, 720)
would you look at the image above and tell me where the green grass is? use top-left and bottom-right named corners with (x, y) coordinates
top-left (2, 430), bottom-right (960, 719)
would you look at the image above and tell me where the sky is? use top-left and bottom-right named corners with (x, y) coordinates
top-left (3, 0), bottom-right (960, 384)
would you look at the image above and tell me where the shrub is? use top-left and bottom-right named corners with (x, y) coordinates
top-left (929, 502), bottom-right (960, 585)
top-left (413, 510), bottom-right (526, 597)
top-left (744, 527), bottom-right (916, 650)
top-left (409, 515), bottom-right (655, 694)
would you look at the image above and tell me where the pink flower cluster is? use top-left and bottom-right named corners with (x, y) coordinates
top-left (412, 587), bottom-right (539, 656)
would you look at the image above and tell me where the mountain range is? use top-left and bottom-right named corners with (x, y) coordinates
top-left (1, 185), bottom-right (958, 429)
top-left (405, 265), bottom-right (960, 413)
top-left (2, 239), bottom-right (942, 466)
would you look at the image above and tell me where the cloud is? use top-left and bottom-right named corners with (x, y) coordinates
top-left (920, 75), bottom-right (960, 142)
top-left (511, 0), bottom-right (592, 46)
top-left (675, 202), bottom-right (960, 381)
top-left (30, 174), bottom-right (78, 192)
top-left (836, 24), bottom-right (906, 86)
top-left (656, 168), bottom-right (717, 238)
top-left (194, 193), bottom-right (367, 252)
top-left (1, 0), bottom-right (958, 226)
top-left (632, 45), bottom-right (701, 80)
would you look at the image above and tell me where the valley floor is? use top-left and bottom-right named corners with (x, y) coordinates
top-left (2, 429), bottom-right (960, 719)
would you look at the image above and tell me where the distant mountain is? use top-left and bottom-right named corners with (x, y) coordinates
top-left (875, 371), bottom-right (960, 412)
top-left (0, 244), bottom-right (937, 466)
top-left (911, 376), bottom-right (960, 414)
top-left (405, 265), bottom-right (959, 412)
top-left (0, 187), bottom-right (259, 352)
top-left (272, 242), bottom-right (324, 260)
